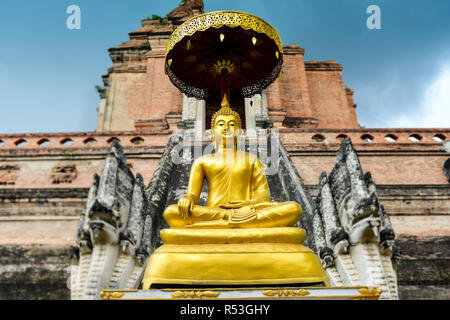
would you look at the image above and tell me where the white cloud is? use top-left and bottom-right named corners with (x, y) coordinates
top-left (389, 65), bottom-right (450, 128)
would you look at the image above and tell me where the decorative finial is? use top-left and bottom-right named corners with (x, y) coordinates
top-left (221, 93), bottom-right (230, 108)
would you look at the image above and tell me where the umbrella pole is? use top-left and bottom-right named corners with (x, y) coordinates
top-left (220, 69), bottom-right (230, 103)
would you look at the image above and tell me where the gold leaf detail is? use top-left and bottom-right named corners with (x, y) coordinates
top-left (171, 291), bottom-right (185, 299)
top-left (99, 291), bottom-right (111, 300)
top-left (100, 291), bottom-right (125, 300)
top-left (111, 292), bottom-right (125, 299)
top-left (356, 288), bottom-right (382, 300)
top-left (171, 290), bottom-right (220, 299)
top-left (213, 59), bottom-right (235, 75)
top-left (262, 289), bottom-right (309, 297)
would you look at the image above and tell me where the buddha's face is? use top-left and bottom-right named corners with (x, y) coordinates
top-left (213, 115), bottom-right (240, 140)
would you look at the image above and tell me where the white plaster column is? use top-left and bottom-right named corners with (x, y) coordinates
top-left (182, 94), bottom-right (198, 121)
top-left (260, 90), bottom-right (269, 119)
top-left (251, 90), bottom-right (271, 130)
top-left (195, 100), bottom-right (206, 139)
top-left (245, 96), bottom-right (257, 137)
top-left (181, 94), bottom-right (206, 138)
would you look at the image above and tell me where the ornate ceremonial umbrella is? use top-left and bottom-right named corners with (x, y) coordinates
top-left (165, 11), bottom-right (283, 100)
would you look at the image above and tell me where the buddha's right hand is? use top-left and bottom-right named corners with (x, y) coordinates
top-left (178, 194), bottom-right (196, 220)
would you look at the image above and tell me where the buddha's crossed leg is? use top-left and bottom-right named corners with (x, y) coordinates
top-left (164, 201), bottom-right (301, 228)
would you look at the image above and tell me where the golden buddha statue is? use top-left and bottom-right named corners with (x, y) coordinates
top-left (164, 94), bottom-right (301, 229)
top-left (142, 95), bottom-right (329, 290)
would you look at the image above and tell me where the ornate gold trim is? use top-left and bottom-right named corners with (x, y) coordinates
top-left (165, 11), bottom-right (283, 57)
top-left (171, 290), bottom-right (221, 299)
top-left (262, 289), bottom-right (310, 298)
top-left (98, 287), bottom-right (383, 300)
top-left (100, 291), bottom-right (125, 300)
top-left (353, 288), bottom-right (382, 300)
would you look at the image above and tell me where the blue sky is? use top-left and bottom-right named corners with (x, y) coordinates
top-left (0, 0), bottom-right (449, 133)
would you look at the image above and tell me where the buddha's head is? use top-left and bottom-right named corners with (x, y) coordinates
top-left (211, 95), bottom-right (242, 145)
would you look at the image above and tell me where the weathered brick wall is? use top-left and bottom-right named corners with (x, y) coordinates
top-left (99, 38), bottom-right (149, 132)
top-left (0, 245), bottom-right (70, 300)
top-left (274, 45), bottom-right (315, 122)
top-left (100, 73), bottom-right (145, 132)
top-left (123, 73), bottom-right (148, 126)
top-left (279, 129), bottom-right (449, 185)
top-left (0, 132), bottom-right (168, 189)
top-left (1, 129), bottom-right (447, 188)
top-left (292, 153), bottom-right (448, 185)
top-left (305, 61), bottom-right (359, 128)
top-left (144, 49), bottom-right (183, 121)
top-left (98, 18), bottom-right (185, 133)
top-left (396, 235), bottom-right (449, 300)
top-left (0, 189), bottom-right (82, 300)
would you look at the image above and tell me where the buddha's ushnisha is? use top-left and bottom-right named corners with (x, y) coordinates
top-left (164, 94), bottom-right (302, 228)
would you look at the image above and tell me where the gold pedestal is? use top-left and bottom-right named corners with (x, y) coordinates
top-left (142, 228), bottom-right (329, 290)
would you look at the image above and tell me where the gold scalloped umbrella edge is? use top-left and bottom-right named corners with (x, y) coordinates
top-left (165, 11), bottom-right (283, 58)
